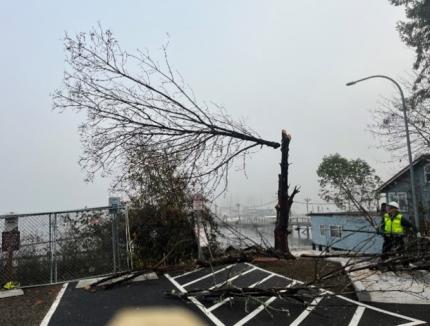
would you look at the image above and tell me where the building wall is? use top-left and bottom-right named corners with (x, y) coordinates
top-left (311, 214), bottom-right (383, 254)
top-left (383, 160), bottom-right (430, 221)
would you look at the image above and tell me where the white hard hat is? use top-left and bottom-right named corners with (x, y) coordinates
top-left (388, 201), bottom-right (399, 209)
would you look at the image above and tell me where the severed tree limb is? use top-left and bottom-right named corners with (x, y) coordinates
top-left (168, 286), bottom-right (321, 305)
top-left (54, 26), bottom-right (281, 196)
top-left (87, 238), bottom-right (194, 291)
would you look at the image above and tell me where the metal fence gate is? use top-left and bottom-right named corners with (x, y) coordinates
top-left (0, 205), bottom-right (132, 287)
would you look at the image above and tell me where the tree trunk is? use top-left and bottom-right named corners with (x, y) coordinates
top-left (274, 130), bottom-right (299, 258)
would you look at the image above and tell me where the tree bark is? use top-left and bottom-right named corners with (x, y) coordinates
top-left (274, 130), bottom-right (299, 258)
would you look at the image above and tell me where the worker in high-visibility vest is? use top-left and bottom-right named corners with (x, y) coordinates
top-left (380, 201), bottom-right (416, 262)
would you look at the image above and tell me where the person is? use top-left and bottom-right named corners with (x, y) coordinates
top-left (379, 202), bottom-right (387, 218)
top-left (380, 201), bottom-right (416, 263)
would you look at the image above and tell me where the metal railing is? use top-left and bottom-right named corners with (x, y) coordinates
top-left (289, 217), bottom-right (311, 226)
top-left (0, 206), bottom-right (131, 287)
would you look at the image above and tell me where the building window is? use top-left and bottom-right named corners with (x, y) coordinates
top-left (387, 192), bottom-right (408, 211)
top-left (425, 164), bottom-right (430, 183)
top-left (320, 224), bottom-right (329, 236)
top-left (397, 193), bottom-right (408, 211)
top-left (330, 225), bottom-right (342, 238)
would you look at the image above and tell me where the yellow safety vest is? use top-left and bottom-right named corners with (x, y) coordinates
top-left (383, 213), bottom-right (404, 235)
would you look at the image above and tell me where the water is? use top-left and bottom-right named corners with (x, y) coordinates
top-left (218, 222), bottom-right (312, 250)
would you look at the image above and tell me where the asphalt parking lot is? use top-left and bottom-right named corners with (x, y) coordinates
top-left (45, 263), bottom-right (427, 325)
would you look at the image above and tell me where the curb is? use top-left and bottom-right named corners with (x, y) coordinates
top-left (349, 269), bottom-right (430, 304)
top-left (0, 288), bottom-right (24, 299)
top-left (76, 272), bottom-right (158, 289)
top-left (348, 274), bottom-right (371, 302)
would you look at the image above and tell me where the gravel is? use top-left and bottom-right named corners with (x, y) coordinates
top-left (0, 284), bottom-right (61, 326)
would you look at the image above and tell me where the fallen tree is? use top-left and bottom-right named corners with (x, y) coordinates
top-left (54, 26), bottom-right (299, 254)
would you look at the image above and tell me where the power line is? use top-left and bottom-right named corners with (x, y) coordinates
top-left (295, 200), bottom-right (336, 206)
top-left (215, 199), bottom-right (277, 210)
top-left (215, 199), bottom-right (336, 210)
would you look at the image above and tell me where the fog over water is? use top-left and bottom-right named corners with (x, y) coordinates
top-left (1, 1), bottom-right (414, 214)
top-left (218, 223), bottom-right (312, 250)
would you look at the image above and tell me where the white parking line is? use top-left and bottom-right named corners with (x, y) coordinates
top-left (181, 264), bottom-right (235, 288)
top-left (397, 322), bottom-right (428, 326)
top-left (230, 277), bottom-right (298, 325)
top-left (289, 296), bottom-right (324, 326)
top-left (337, 295), bottom-right (425, 324)
top-left (207, 297), bottom-right (233, 312)
top-left (168, 263), bottom-right (426, 326)
top-left (246, 263), bottom-right (296, 282)
top-left (233, 296), bottom-right (277, 326)
top-left (40, 282), bottom-right (69, 326)
top-left (250, 274), bottom-right (275, 288)
top-left (165, 273), bottom-right (225, 326)
top-left (173, 268), bottom-right (203, 279)
top-left (348, 306), bottom-right (366, 326)
top-left (250, 262), bottom-right (425, 325)
top-left (207, 273), bottom-right (276, 312)
top-left (209, 267), bottom-right (257, 290)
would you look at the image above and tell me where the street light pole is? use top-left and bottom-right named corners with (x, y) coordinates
top-left (346, 75), bottom-right (420, 232)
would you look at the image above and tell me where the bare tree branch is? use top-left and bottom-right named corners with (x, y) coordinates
top-left (53, 26), bottom-right (279, 195)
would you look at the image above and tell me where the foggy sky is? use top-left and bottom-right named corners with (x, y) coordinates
top-left (0, 1), bottom-right (415, 214)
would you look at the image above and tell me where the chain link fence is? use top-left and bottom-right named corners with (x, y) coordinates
top-left (0, 206), bottom-right (132, 287)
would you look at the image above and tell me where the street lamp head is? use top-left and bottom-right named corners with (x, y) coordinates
top-left (345, 81), bottom-right (357, 86)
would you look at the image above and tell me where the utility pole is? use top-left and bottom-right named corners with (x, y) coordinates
top-left (347, 75), bottom-right (420, 233)
top-left (304, 198), bottom-right (311, 215)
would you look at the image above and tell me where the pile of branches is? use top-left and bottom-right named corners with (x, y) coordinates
top-left (196, 245), bottom-right (294, 268)
top-left (85, 244), bottom-right (287, 292)
top-left (168, 286), bottom-right (321, 306)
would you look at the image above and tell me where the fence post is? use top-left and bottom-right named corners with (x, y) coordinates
top-left (115, 212), bottom-right (120, 270)
top-left (109, 197), bottom-right (121, 273)
top-left (111, 212), bottom-right (117, 273)
top-left (53, 213), bottom-right (58, 283)
top-left (49, 213), bottom-right (53, 283)
top-left (124, 207), bottom-right (133, 270)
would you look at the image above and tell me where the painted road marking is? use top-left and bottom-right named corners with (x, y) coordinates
top-left (165, 273), bottom-right (224, 326)
top-left (289, 296), bottom-right (325, 326)
top-left (397, 322), bottom-right (428, 326)
top-left (347, 306), bottom-right (366, 326)
top-left (233, 278), bottom-right (299, 326)
top-left (209, 267), bottom-right (257, 290)
top-left (40, 282), bottom-right (69, 326)
top-left (337, 294), bottom-right (425, 325)
top-left (173, 268), bottom-right (203, 279)
top-left (166, 263), bottom-right (426, 325)
top-left (246, 262), bottom-right (296, 282)
top-left (182, 264), bottom-right (235, 287)
top-left (232, 296), bottom-right (277, 326)
top-left (249, 262), bottom-right (425, 325)
top-left (250, 273), bottom-right (275, 288)
top-left (207, 296), bottom-right (233, 312)
top-left (207, 273), bottom-right (276, 312)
